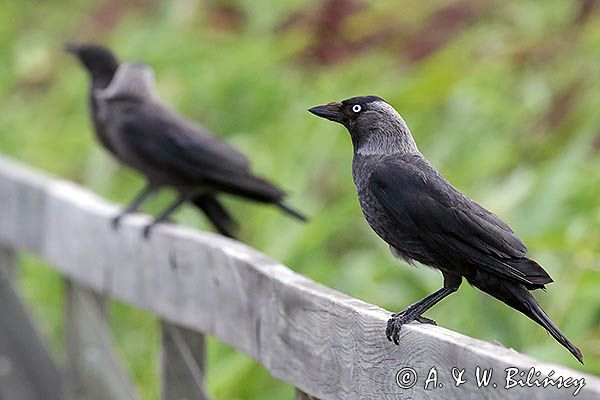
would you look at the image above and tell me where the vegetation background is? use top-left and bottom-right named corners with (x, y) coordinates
top-left (1, 0), bottom-right (600, 398)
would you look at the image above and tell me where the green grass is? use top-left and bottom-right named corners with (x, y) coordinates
top-left (2, 0), bottom-right (600, 398)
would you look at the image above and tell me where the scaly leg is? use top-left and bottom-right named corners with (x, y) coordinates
top-left (142, 195), bottom-right (189, 238)
top-left (112, 183), bottom-right (157, 229)
top-left (387, 274), bottom-right (461, 344)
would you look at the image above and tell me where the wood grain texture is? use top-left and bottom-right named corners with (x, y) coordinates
top-left (0, 154), bottom-right (599, 399)
top-left (160, 321), bottom-right (210, 400)
top-left (0, 246), bottom-right (63, 400)
top-left (64, 281), bottom-right (139, 400)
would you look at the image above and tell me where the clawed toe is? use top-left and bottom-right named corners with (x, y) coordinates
top-left (142, 224), bottom-right (153, 239)
top-left (386, 315), bottom-right (406, 345)
top-left (111, 215), bottom-right (122, 230)
top-left (386, 312), bottom-right (436, 344)
top-left (415, 316), bottom-right (437, 325)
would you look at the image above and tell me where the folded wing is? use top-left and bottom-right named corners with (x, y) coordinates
top-left (368, 156), bottom-right (552, 288)
top-left (121, 107), bottom-right (285, 202)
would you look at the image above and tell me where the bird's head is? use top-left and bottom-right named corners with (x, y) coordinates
top-left (64, 43), bottom-right (119, 84)
top-left (95, 62), bottom-right (158, 102)
top-left (308, 96), bottom-right (418, 154)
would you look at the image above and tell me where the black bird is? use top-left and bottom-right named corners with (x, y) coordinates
top-left (309, 96), bottom-right (583, 363)
top-left (91, 62), bottom-right (305, 238)
top-left (65, 43), bottom-right (239, 237)
top-left (66, 44), bottom-right (304, 237)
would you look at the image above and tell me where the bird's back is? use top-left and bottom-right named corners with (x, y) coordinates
top-left (100, 97), bottom-right (284, 201)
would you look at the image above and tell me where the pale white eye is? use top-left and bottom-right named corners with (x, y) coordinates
top-left (352, 104), bottom-right (362, 113)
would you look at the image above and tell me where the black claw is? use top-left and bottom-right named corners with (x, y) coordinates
top-left (415, 316), bottom-right (437, 325)
top-left (386, 316), bottom-right (404, 345)
top-left (111, 215), bottom-right (122, 230)
top-left (387, 311), bottom-right (435, 345)
top-left (142, 224), bottom-right (153, 239)
top-left (386, 319), bottom-right (394, 342)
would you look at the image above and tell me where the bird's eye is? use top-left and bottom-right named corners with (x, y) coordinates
top-left (352, 104), bottom-right (362, 113)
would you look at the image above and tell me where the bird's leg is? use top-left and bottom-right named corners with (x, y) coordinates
top-left (387, 274), bottom-right (461, 345)
top-left (112, 183), bottom-right (157, 229)
top-left (142, 194), bottom-right (189, 238)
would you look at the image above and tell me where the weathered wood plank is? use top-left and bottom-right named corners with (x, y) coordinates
top-left (0, 154), bottom-right (599, 399)
top-left (160, 321), bottom-right (210, 400)
top-left (64, 280), bottom-right (139, 400)
top-left (0, 245), bottom-right (63, 400)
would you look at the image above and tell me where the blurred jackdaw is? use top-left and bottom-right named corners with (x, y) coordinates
top-left (66, 45), bottom-right (305, 238)
top-left (91, 62), bottom-right (305, 237)
top-left (65, 43), bottom-right (277, 238)
top-left (309, 96), bottom-right (582, 363)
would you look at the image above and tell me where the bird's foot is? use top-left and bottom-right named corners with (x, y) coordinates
top-left (142, 218), bottom-right (176, 239)
top-left (111, 215), bottom-right (123, 230)
top-left (386, 311), bottom-right (436, 345)
top-left (142, 224), bottom-right (154, 239)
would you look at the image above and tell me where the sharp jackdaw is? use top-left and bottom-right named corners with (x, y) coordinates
top-left (66, 43), bottom-right (290, 238)
top-left (309, 95), bottom-right (582, 363)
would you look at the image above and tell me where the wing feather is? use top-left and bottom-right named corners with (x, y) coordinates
top-left (368, 157), bottom-right (550, 286)
top-left (120, 107), bottom-right (284, 201)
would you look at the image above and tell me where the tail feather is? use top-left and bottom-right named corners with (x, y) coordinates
top-left (520, 290), bottom-right (583, 363)
top-left (192, 194), bottom-right (237, 239)
top-left (489, 281), bottom-right (583, 363)
top-left (276, 201), bottom-right (308, 222)
top-left (212, 174), bottom-right (308, 222)
top-left (507, 258), bottom-right (553, 287)
top-left (215, 173), bottom-right (285, 203)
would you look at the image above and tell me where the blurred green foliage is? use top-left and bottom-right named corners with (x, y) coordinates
top-left (2, 0), bottom-right (600, 398)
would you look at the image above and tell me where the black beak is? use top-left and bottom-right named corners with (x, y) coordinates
top-left (63, 43), bottom-right (80, 55)
top-left (308, 102), bottom-right (343, 123)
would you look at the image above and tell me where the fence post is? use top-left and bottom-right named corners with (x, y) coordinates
top-left (64, 280), bottom-right (139, 400)
top-left (0, 245), bottom-right (63, 400)
top-left (160, 321), bottom-right (210, 400)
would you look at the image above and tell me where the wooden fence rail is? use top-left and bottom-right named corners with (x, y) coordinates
top-left (0, 154), bottom-right (599, 399)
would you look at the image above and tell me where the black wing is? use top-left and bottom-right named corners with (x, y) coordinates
top-left (121, 108), bottom-right (284, 201)
top-left (368, 157), bottom-right (552, 286)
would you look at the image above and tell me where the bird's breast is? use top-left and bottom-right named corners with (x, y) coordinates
top-left (352, 155), bottom-right (433, 266)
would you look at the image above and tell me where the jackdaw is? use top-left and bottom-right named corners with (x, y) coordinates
top-left (309, 95), bottom-right (583, 363)
top-left (92, 62), bottom-right (305, 237)
top-left (65, 43), bottom-right (261, 238)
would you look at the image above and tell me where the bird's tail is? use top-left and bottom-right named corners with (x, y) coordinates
top-left (191, 194), bottom-right (237, 239)
top-left (213, 173), bottom-right (308, 222)
top-left (483, 280), bottom-right (583, 363)
top-left (276, 201), bottom-right (308, 222)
